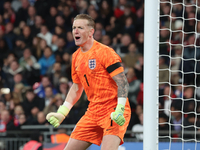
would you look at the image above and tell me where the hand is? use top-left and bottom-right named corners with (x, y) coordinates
top-left (46, 105), bottom-right (69, 127)
top-left (111, 104), bottom-right (125, 126)
top-left (46, 112), bottom-right (65, 127)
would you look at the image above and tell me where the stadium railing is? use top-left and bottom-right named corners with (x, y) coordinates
top-left (0, 125), bottom-right (199, 150)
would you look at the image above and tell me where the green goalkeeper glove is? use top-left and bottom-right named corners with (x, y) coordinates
top-left (111, 104), bottom-right (125, 126)
top-left (46, 105), bottom-right (69, 128)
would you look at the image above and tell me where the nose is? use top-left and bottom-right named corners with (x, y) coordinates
top-left (74, 28), bottom-right (78, 33)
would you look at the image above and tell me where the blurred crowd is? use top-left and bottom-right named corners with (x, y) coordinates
top-left (0, 0), bottom-right (144, 138)
top-left (0, 0), bottom-right (199, 141)
top-left (158, 0), bottom-right (200, 141)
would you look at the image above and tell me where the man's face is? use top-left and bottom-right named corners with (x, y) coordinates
top-left (72, 19), bottom-right (91, 46)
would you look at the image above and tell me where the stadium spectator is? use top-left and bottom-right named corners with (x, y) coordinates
top-left (77, 0), bottom-right (88, 14)
top-left (58, 77), bottom-right (71, 100)
top-left (122, 43), bottom-right (139, 69)
top-left (12, 82), bottom-right (27, 103)
top-left (170, 99), bottom-right (183, 138)
top-left (128, 104), bottom-right (143, 130)
top-left (47, 62), bottom-right (66, 89)
top-left (99, 0), bottom-right (114, 28)
top-left (121, 16), bottom-right (135, 41)
top-left (65, 31), bottom-right (77, 54)
top-left (160, 84), bottom-right (177, 116)
top-left (0, 101), bottom-right (6, 118)
top-left (13, 20), bottom-right (26, 36)
top-left (61, 52), bottom-right (72, 81)
top-left (132, 112), bottom-right (143, 141)
top-left (159, 56), bottom-right (169, 88)
top-left (50, 128), bottom-right (70, 143)
top-left (31, 38), bottom-right (46, 60)
top-left (37, 25), bottom-right (53, 46)
top-left (19, 47), bottom-right (37, 69)
top-left (55, 15), bottom-right (69, 33)
top-left (62, 5), bottom-right (74, 29)
top-left (136, 83), bottom-right (144, 106)
top-left (126, 67), bottom-right (140, 109)
top-left (0, 109), bottom-right (15, 132)
top-left (136, 32), bottom-right (144, 55)
top-left (38, 46), bottom-right (55, 76)
top-left (13, 105), bottom-right (25, 127)
top-left (13, 38), bottom-right (26, 59)
top-left (53, 37), bottom-right (67, 57)
top-left (101, 34), bottom-right (112, 47)
top-left (134, 54), bottom-right (144, 82)
top-left (33, 111), bottom-right (49, 126)
top-left (19, 25), bottom-right (33, 47)
top-left (22, 131), bottom-right (43, 150)
top-left (0, 91), bottom-right (12, 110)
top-left (114, 0), bottom-right (135, 19)
top-left (183, 113), bottom-right (200, 139)
top-left (44, 86), bottom-right (55, 107)
top-left (164, 12), bottom-right (177, 31)
top-left (15, 0), bottom-right (30, 26)
top-left (181, 34), bottom-right (200, 85)
top-left (45, 6), bottom-right (58, 32)
top-left (30, 15), bottom-right (43, 36)
top-left (4, 22), bottom-right (17, 51)
top-left (119, 4), bottom-right (136, 29)
top-left (183, 87), bottom-right (195, 113)
top-left (21, 89), bottom-right (45, 122)
top-left (106, 16), bottom-right (121, 39)
top-left (55, 25), bottom-right (66, 38)
top-left (170, 45), bottom-right (182, 84)
top-left (43, 93), bottom-right (63, 116)
top-left (159, 112), bottom-right (170, 137)
top-left (3, 60), bottom-right (24, 91)
top-left (159, 26), bottom-right (170, 56)
top-left (0, 38), bottom-right (9, 64)
top-left (94, 29), bottom-right (103, 42)
top-left (26, 6), bottom-right (36, 26)
top-left (33, 75), bottom-right (57, 99)
top-left (113, 33), bottom-right (132, 57)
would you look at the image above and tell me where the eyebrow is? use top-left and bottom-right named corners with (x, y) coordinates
top-left (72, 25), bottom-right (84, 28)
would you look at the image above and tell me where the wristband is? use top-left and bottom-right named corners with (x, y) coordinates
top-left (57, 105), bottom-right (70, 117)
top-left (118, 97), bottom-right (126, 106)
top-left (63, 101), bottom-right (73, 110)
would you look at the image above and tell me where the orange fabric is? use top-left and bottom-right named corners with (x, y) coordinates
top-left (23, 140), bottom-right (42, 150)
top-left (51, 133), bottom-right (70, 143)
top-left (72, 40), bottom-right (123, 104)
top-left (109, 66), bottom-right (124, 77)
top-left (70, 99), bottom-right (131, 146)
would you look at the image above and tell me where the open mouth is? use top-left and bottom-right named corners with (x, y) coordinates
top-left (75, 36), bottom-right (80, 40)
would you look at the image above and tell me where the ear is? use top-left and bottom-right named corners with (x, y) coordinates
top-left (89, 28), bottom-right (95, 37)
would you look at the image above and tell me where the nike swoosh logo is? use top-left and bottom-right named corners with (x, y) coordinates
top-left (106, 128), bottom-right (113, 131)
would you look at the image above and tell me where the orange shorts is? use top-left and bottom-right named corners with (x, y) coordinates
top-left (70, 100), bottom-right (131, 146)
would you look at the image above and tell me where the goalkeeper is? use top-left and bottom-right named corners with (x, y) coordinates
top-left (46, 14), bottom-right (131, 150)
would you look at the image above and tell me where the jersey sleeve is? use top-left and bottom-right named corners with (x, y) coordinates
top-left (101, 47), bottom-right (124, 77)
top-left (71, 53), bottom-right (81, 83)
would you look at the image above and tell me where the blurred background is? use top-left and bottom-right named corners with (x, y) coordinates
top-left (0, 0), bottom-right (199, 149)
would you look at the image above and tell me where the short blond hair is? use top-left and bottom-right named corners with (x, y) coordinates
top-left (74, 14), bottom-right (95, 29)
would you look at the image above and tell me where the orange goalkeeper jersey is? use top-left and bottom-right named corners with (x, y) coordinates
top-left (72, 40), bottom-right (124, 105)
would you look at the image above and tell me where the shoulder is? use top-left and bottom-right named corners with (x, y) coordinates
top-left (95, 41), bottom-right (114, 53)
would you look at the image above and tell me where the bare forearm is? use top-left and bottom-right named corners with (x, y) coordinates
top-left (64, 83), bottom-right (84, 105)
top-left (112, 72), bottom-right (129, 98)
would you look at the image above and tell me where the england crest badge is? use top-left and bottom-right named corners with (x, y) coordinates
top-left (88, 59), bottom-right (96, 70)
